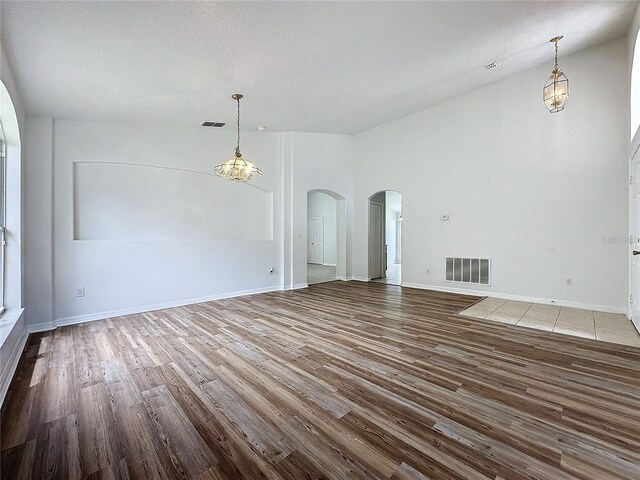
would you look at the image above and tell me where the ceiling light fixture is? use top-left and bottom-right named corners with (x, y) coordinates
top-left (543, 36), bottom-right (569, 113)
top-left (214, 94), bottom-right (262, 182)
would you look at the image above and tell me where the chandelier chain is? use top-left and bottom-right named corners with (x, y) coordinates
top-left (236, 96), bottom-right (241, 155)
top-left (554, 40), bottom-right (559, 70)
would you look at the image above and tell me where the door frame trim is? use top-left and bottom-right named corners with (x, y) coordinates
top-left (368, 201), bottom-right (385, 280)
top-left (307, 216), bottom-right (324, 265)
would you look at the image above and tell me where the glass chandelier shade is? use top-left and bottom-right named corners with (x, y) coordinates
top-left (214, 150), bottom-right (262, 182)
top-left (214, 94), bottom-right (262, 182)
top-left (543, 36), bottom-right (569, 113)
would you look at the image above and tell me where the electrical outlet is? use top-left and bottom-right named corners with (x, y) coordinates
top-left (426, 268), bottom-right (430, 274)
top-left (565, 278), bottom-right (573, 287)
top-left (77, 287), bottom-right (86, 297)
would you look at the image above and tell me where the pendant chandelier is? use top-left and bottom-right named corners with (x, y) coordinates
top-left (543, 36), bottom-right (569, 113)
top-left (214, 94), bottom-right (262, 182)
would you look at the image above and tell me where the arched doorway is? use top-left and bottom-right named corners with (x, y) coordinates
top-left (307, 189), bottom-right (347, 285)
top-left (368, 190), bottom-right (402, 285)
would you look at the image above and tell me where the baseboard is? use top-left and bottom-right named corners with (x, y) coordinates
top-left (286, 283), bottom-right (308, 290)
top-left (336, 275), bottom-right (348, 281)
top-left (0, 327), bottom-right (28, 407)
top-left (27, 321), bottom-right (54, 333)
top-left (48, 285), bottom-right (283, 331)
top-left (401, 282), bottom-right (626, 314)
top-left (322, 263), bottom-right (337, 267)
top-left (351, 276), bottom-right (370, 282)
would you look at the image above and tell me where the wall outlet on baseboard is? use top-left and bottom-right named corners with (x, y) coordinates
top-left (565, 278), bottom-right (573, 287)
top-left (76, 287), bottom-right (86, 297)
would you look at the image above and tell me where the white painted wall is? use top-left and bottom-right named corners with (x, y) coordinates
top-left (24, 117), bottom-right (53, 328)
top-left (307, 191), bottom-right (337, 265)
top-left (25, 119), bottom-right (283, 329)
top-left (354, 38), bottom-right (629, 312)
top-left (24, 121), bottom-right (355, 328)
top-left (385, 191), bottom-right (401, 264)
top-left (283, 132), bottom-right (354, 287)
top-left (74, 162), bottom-right (272, 241)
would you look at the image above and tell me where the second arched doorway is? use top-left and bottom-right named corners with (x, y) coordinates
top-left (369, 190), bottom-right (402, 285)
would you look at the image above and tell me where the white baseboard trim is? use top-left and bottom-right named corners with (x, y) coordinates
top-left (336, 275), bottom-right (348, 281)
top-left (0, 327), bottom-right (28, 407)
top-left (322, 263), bottom-right (337, 267)
top-left (351, 276), bottom-right (370, 282)
top-left (289, 283), bottom-right (308, 290)
top-left (401, 282), bottom-right (626, 314)
top-left (41, 285), bottom-right (282, 332)
top-left (27, 321), bottom-right (54, 333)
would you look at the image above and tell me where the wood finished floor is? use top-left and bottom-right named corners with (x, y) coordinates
top-left (2, 282), bottom-right (640, 480)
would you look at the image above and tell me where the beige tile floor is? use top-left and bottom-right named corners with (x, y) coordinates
top-left (460, 298), bottom-right (640, 347)
top-left (372, 263), bottom-right (401, 285)
top-left (307, 264), bottom-right (337, 285)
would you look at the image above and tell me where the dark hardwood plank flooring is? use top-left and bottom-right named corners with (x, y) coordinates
top-left (2, 282), bottom-right (640, 479)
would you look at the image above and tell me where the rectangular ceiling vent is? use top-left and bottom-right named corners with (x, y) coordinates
top-left (445, 257), bottom-right (490, 285)
top-left (202, 121), bottom-right (226, 127)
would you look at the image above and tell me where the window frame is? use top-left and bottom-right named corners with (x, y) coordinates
top-left (0, 123), bottom-right (6, 317)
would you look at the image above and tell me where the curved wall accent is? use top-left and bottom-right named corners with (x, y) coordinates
top-left (74, 161), bottom-right (272, 241)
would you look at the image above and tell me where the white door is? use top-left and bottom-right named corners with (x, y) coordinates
top-left (631, 147), bottom-right (640, 331)
top-left (369, 202), bottom-right (384, 279)
top-left (307, 217), bottom-right (324, 264)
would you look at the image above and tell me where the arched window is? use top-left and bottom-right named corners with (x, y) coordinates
top-left (0, 81), bottom-right (22, 313)
top-left (631, 30), bottom-right (640, 139)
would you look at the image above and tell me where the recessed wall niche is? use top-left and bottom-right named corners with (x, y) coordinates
top-left (73, 162), bottom-right (272, 241)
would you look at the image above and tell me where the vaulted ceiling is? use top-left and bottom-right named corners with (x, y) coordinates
top-left (1, 1), bottom-right (636, 134)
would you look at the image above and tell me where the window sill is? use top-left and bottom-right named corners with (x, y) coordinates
top-left (0, 308), bottom-right (25, 349)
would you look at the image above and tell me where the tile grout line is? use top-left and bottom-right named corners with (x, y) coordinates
top-left (515, 303), bottom-right (535, 326)
top-left (550, 306), bottom-right (562, 334)
top-left (483, 299), bottom-right (506, 319)
top-left (467, 297), bottom-right (506, 319)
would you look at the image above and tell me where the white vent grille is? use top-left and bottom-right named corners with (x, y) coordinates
top-left (445, 257), bottom-right (490, 285)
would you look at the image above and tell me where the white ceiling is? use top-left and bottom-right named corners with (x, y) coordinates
top-left (1, 1), bottom-right (637, 134)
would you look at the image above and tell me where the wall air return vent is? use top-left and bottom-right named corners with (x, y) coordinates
top-left (445, 257), bottom-right (490, 285)
top-left (202, 121), bottom-right (226, 127)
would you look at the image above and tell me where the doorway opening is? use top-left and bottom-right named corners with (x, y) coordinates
top-left (307, 190), bottom-right (342, 285)
top-left (368, 191), bottom-right (402, 285)
top-left (631, 143), bottom-right (640, 332)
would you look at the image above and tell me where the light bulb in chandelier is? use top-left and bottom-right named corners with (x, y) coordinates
top-left (214, 94), bottom-right (262, 182)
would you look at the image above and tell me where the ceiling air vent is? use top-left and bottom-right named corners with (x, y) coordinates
top-left (202, 121), bottom-right (226, 127)
top-left (484, 62), bottom-right (498, 70)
